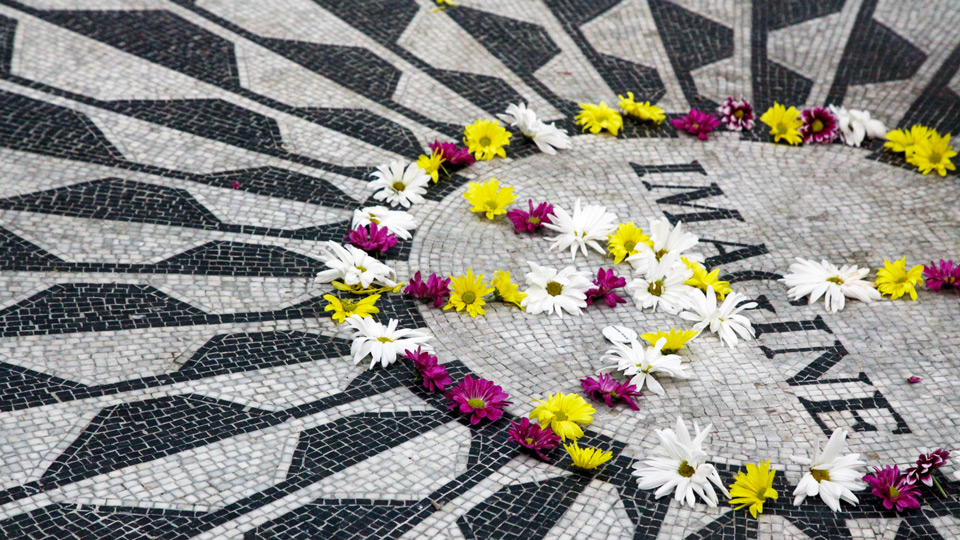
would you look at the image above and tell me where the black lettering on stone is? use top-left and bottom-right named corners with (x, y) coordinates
top-left (799, 391), bottom-right (911, 435)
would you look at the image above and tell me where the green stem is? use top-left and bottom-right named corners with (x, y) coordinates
top-left (932, 475), bottom-right (948, 499)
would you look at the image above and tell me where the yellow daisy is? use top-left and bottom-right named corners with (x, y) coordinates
top-left (530, 392), bottom-right (595, 441)
top-left (491, 270), bottom-right (526, 308)
top-left (875, 258), bottom-right (924, 301)
top-left (565, 441), bottom-right (613, 470)
top-left (618, 92), bottom-right (666, 124)
top-left (464, 119), bottom-right (511, 161)
top-left (576, 102), bottom-right (623, 136)
top-left (640, 328), bottom-right (698, 352)
top-left (323, 293), bottom-right (380, 324)
top-left (885, 125), bottom-right (931, 157)
top-left (683, 257), bottom-right (732, 299)
top-left (909, 131), bottom-right (957, 176)
top-left (416, 150), bottom-right (444, 183)
top-left (445, 269), bottom-right (495, 317)
top-left (760, 103), bottom-right (803, 145)
top-left (729, 460), bottom-right (779, 518)
top-left (607, 222), bottom-right (652, 264)
top-left (464, 177), bottom-right (516, 219)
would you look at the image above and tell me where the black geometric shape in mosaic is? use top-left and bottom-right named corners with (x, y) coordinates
top-left (445, 7), bottom-right (559, 74)
top-left (200, 166), bottom-right (357, 209)
top-left (0, 178), bottom-right (222, 229)
top-left (0, 226), bottom-right (64, 270)
top-left (428, 67), bottom-right (528, 115)
top-left (778, 510), bottom-right (854, 540)
top-left (151, 241), bottom-right (322, 277)
top-left (241, 499), bottom-right (420, 540)
top-left (544, 0), bottom-right (621, 27)
top-left (179, 331), bottom-right (351, 378)
top-left (287, 411), bottom-right (447, 480)
top-left (0, 15), bottom-right (15, 74)
top-left (899, 42), bottom-right (960, 134)
top-left (107, 99), bottom-right (285, 155)
top-left (684, 510), bottom-right (758, 539)
top-left (313, 0), bottom-right (419, 46)
top-left (299, 107), bottom-right (423, 158)
top-left (0, 283), bottom-right (209, 338)
top-left (38, 10), bottom-right (240, 88)
top-left (757, 59), bottom-right (813, 111)
top-left (592, 52), bottom-right (666, 102)
top-left (895, 516), bottom-right (948, 540)
top-left (43, 394), bottom-right (274, 483)
top-left (0, 362), bottom-right (89, 411)
top-left (0, 90), bottom-right (124, 165)
top-left (0, 503), bottom-right (206, 540)
top-left (765, 0), bottom-right (845, 30)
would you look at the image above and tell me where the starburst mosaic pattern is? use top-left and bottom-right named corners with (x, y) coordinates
top-left (0, 1), bottom-right (958, 539)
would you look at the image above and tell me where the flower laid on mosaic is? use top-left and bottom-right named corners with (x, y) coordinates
top-left (862, 466), bottom-right (921, 512)
top-left (405, 271), bottom-right (451, 308)
top-left (446, 268), bottom-right (495, 318)
top-left (345, 222), bottom-right (398, 253)
top-left (491, 269), bottom-right (526, 308)
top-left (404, 347), bottom-right (451, 392)
top-left (885, 124), bottom-right (931, 157)
top-left (683, 257), bottom-right (732, 300)
top-left (352, 206), bottom-right (417, 240)
top-left (585, 268), bottom-right (627, 307)
top-left (565, 441), bottom-right (613, 470)
top-left (369, 159), bottom-right (431, 208)
top-left (576, 102), bottom-right (623, 136)
top-left (829, 106), bottom-right (886, 147)
top-left (607, 222), bottom-right (652, 264)
top-left (679, 286), bottom-right (757, 348)
top-left (230, 180), bottom-right (241, 189)
top-left (530, 392), bottom-right (596, 441)
top-left (640, 328), bottom-right (698, 352)
top-left (626, 217), bottom-right (702, 275)
top-left (316, 242), bottom-right (399, 293)
top-left (908, 375), bottom-right (922, 383)
top-left (416, 149), bottom-right (444, 183)
top-left (729, 460), bottom-right (778, 518)
top-left (781, 258), bottom-right (881, 312)
top-left (909, 130), bottom-right (957, 176)
top-left (800, 106), bottom-right (839, 144)
top-left (580, 374), bottom-right (641, 410)
top-left (599, 336), bottom-right (688, 395)
top-left (633, 416), bottom-right (729, 507)
top-left (718, 97), bottom-right (754, 131)
top-left (446, 375), bottom-right (512, 424)
top-left (791, 429), bottom-right (865, 512)
top-left (625, 255), bottom-right (698, 314)
top-left (672, 108), bottom-right (721, 141)
top-left (464, 177), bottom-right (516, 219)
top-left (544, 199), bottom-right (618, 261)
top-left (346, 315), bottom-right (432, 369)
top-left (507, 199), bottom-right (554, 233)
top-left (497, 102), bottom-right (571, 155)
top-left (464, 119), bottom-right (512, 160)
top-left (761, 102), bottom-right (804, 145)
top-left (618, 92), bottom-right (666, 124)
top-left (905, 449), bottom-right (950, 498)
top-left (429, 140), bottom-right (475, 165)
top-left (508, 417), bottom-right (561, 461)
top-left (520, 262), bottom-right (592, 318)
top-left (875, 257), bottom-right (924, 301)
top-left (923, 260), bottom-right (959, 292)
top-left (324, 293), bottom-right (381, 324)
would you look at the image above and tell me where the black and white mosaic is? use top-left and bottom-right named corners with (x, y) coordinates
top-left (0, 1), bottom-right (958, 538)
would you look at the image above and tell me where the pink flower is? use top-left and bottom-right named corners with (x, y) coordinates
top-left (404, 347), bottom-right (438, 372)
top-left (923, 260), bottom-right (960, 291)
top-left (506, 199), bottom-right (554, 233)
top-left (580, 374), bottom-right (641, 410)
top-left (863, 466), bottom-right (921, 512)
top-left (671, 108), bottom-right (720, 141)
top-left (345, 223), bottom-right (397, 253)
top-left (403, 347), bottom-right (451, 392)
top-left (508, 418), bottom-right (561, 461)
top-left (445, 375), bottom-right (512, 425)
top-left (429, 140), bottom-right (475, 165)
top-left (906, 449), bottom-right (950, 487)
top-left (800, 106), bottom-right (839, 144)
top-left (718, 97), bottom-right (754, 131)
top-left (404, 271), bottom-right (451, 308)
top-left (585, 268), bottom-right (626, 307)
top-left (908, 376), bottom-right (921, 384)
top-left (231, 180), bottom-right (241, 189)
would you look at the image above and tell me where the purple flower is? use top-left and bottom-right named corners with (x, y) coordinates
top-left (923, 260), bottom-right (960, 291)
top-left (585, 268), bottom-right (627, 307)
top-left (403, 347), bottom-right (451, 392)
top-left (345, 223), bottom-right (397, 253)
top-left (231, 180), bottom-right (241, 189)
top-left (506, 199), bottom-right (554, 233)
top-left (863, 466), bottom-right (921, 512)
top-left (507, 418), bottom-right (561, 461)
top-left (404, 271), bottom-right (451, 308)
top-left (445, 375), bottom-right (512, 424)
top-left (718, 97), bottom-right (754, 131)
top-left (908, 376), bottom-right (922, 384)
top-left (671, 108), bottom-right (721, 141)
top-left (580, 374), bottom-right (642, 411)
top-left (429, 140), bottom-right (475, 165)
top-left (404, 347), bottom-right (438, 372)
top-left (906, 449), bottom-right (950, 487)
top-left (800, 106), bottom-right (839, 144)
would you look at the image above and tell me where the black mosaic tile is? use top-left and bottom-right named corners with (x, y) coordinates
top-left (0, 14), bottom-right (15, 74)
top-left (0, 503), bottom-right (207, 540)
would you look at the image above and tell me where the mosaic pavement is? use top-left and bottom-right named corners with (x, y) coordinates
top-left (0, 0), bottom-right (958, 538)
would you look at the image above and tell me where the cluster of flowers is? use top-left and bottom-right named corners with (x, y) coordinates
top-left (885, 124), bottom-right (957, 176)
top-left (573, 92), bottom-right (667, 136)
top-left (509, 392), bottom-right (613, 470)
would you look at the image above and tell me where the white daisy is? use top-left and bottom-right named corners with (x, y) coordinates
top-left (679, 285), bottom-right (757, 348)
top-left (315, 241), bottom-right (398, 289)
top-left (497, 102), bottom-right (571, 155)
top-left (781, 258), bottom-right (881, 312)
top-left (543, 199), bottom-right (618, 261)
top-left (633, 416), bottom-right (729, 508)
top-left (627, 217), bottom-right (703, 275)
top-left (520, 261), bottom-right (592, 318)
top-left (352, 206), bottom-right (417, 240)
top-left (625, 254), bottom-right (698, 314)
top-left (345, 315), bottom-right (432, 369)
top-left (369, 160), bottom-right (430, 208)
top-left (828, 106), bottom-right (887, 147)
top-left (792, 428), bottom-right (865, 512)
top-left (599, 337), bottom-right (689, 395)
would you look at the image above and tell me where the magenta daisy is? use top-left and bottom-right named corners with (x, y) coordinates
top-left (403, 348), bottom-right (451, 392)
top-left (429, 140), bottom-right (475, 165)
top-left (585, 268), bottom-right (627, 307)
top-left (863, 466), bottom-right (921, 512)
top-left (445, 375), bottom-right (512, 424)
top-left (718, 97), bottom-right (754, 131)
top-left (580, 374), bottom-right (642, 410)
top-left (800, 106), bottom-right (839, 144)
top-left (671, 109), bottom-right (721, 141)
top-left (923, 260), bottom-right (960, 291)
top-left (508, 417), bottom-right (561, 461)
top-left (231, 180), bottom-right (241, 189)
top-left (908, 376), bottom-right (922, 384)
top-left (507, 199), bottom-right (554, 233)
top-left (403, 346), bottom-right (438, 372)
top-left (344, 222), bottom-right (398, 253)
top-left (404, 271), bottom-right (451, 308)
top-left (906, 449), bottom-right (950, 488)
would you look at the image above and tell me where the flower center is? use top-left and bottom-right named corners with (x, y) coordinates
top-left (812, 119), bottom-right (824, 133)
top-left (524, 437), bottom-right (534, 445)
top-left (655, 248), bottom-right (668, 260)
top-left (889, 486), bottom-right (901, 499)
top-left (553, 411), bottom-right (568, 422)
top-left (811, 468), bottom-right (831, 483)
top-left (467, 398), bottom-right (486, 409)
top-left (461, 291), bottom-right (477, 304)
top-left (734, 109), bottom-right (744, 119)
top-left (826, 276), bottom-right (844, 285)
top-left (528, 216), bottom-right (541, 225)
top-left (691, 123), bottom-right (700, 130)
top-left (391, 181), bottom-right (406, 191)
top-left (377, 337), bottom-right (393, 343)
top-left (930, 152), bottom-right (942, 164)
top-left (484, 200), bottom-right (499, 210)
top-left (776, 122), bottom-right (787, 134)
top-left (945, 277), bottom-right (956, 285)
top-left (678, 461), bottom-right (695, 478)
top-left (369, 217), bottom-right (380, 224)
top-left (546, 281), bottom-right (563, 296)
top-left (341, 299), bottom-right (359, 312)
top-left (624, 241), bottom-right (636, 251)
top-left (479, 136), bottom-right (491, 147)
top-left (648, 280), bottom-right (664, 297)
